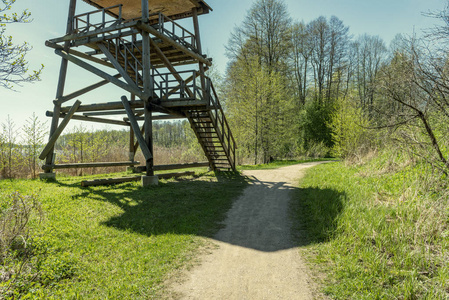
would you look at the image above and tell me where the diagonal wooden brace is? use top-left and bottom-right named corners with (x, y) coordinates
top-left (39, 100), bottom-right (81, 160)
top-left (54, 49), bottom-right (149, 101)
top-left (121, 96), bottom-right (153, 162)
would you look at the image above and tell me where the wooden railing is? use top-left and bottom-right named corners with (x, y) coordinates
top-left (150, 12), bottom-right (197, 52)
top-left (73, 5), bottom-right (123, 34)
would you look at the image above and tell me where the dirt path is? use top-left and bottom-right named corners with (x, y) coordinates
top-left (170, 162), bottom-right (325, 300)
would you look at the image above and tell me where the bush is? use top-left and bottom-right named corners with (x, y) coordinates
top-left (328, 96), bottom-right (375, 158)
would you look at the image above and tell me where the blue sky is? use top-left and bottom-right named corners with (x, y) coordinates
top-left (0, 0), bottom-right (446, 132)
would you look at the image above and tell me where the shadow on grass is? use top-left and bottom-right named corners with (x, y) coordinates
top-left (52, 170), bottom-right (345, 251)
top-left (292, 187), bottom-right (345, 245)
top-left (55, 172), bottom-right (251, 239)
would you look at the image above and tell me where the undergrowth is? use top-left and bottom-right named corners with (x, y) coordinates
top-left (0, 169), bottom-right (247, 298)
top-left (293, 152), bottom-right (449, 299)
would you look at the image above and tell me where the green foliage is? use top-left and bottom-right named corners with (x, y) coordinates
top-left (0, 170), bottom-right (248, 298)
top-left (226, 57), bottom-right (295, 164)
top-left (299, 100), bottom-right (333, 152)
top-left (292, 152), bottom-right (449, 299)
top-left (0, 0), bottom-right (43, 89)
top-left (328, 96), bottom-right (373, 158)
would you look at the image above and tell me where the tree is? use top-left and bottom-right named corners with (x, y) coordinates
top-left (378, 35), bottom-right (449, 174)
top-left (22, 113), bottom-right (47, 178)
top-left (352, 34), bottom-right (387, 111)
top-left (291, 21), bottom-right (313, 107)
top-left (1, 115), bottom-right (19, 178)
top-left (225, 0), bottom-right (295, 163)
top-left (0, 0), bottom-right (43, 89)
top-left (226, 0), bottom-right (292, 73)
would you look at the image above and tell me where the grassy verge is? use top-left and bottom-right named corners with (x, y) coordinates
top-left (292, 156), bottom-right (449, 299)
top-left (238, 158), bottom-right (336, 170)
top-left (0, 169), bottom-right (247, 298)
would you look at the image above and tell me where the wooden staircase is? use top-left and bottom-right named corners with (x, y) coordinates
top-left (185, 79), bottom-right (236, 171)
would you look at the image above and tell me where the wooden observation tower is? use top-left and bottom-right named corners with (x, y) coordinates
top-left (39, 0), bottom-right (236, 185)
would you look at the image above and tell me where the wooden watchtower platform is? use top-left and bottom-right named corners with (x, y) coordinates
top-left (39, 0), bottom-right (236, 184)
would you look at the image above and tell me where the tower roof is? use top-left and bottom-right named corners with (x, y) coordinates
top-left (82, 0), bottom-right (212, 21)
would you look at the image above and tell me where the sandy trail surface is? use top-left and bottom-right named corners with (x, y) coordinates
top-left (170, 162), bottom-right (325, 300)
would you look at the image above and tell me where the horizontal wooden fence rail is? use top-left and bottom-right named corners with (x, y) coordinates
top-left (42, 161), bottom-right (140, 171)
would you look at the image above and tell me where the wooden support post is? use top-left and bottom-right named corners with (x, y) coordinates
top-left (129, 94), bottom-right (136, 162)
top-left (121, 96), bottom-right (152, 162)
top-left (192, 8), bottom-right (206, 92)
top-left (39, 100), bottom-right (81, 160)
top-left (44, 0), bottom-right (77, 173)
top-left (141, 0), bottom-right (154, 178)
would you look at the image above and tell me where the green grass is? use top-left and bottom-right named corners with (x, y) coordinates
top-left (292, 157), bottom-right (449, 299)
top-left (0, 169), bottom-right (248, 299)
top-left (238, 158), bottom-right (336, 170)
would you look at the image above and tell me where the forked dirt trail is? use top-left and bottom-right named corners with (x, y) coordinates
top-left (171, 162), bottom-right (326, 300)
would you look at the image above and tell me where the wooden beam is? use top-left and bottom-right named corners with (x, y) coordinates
top-left (135, 162), bottom-right (209, 172)
top-left (83, 109), bottom-right (144, 116)
top-left (124, 114), bottom-right (186, 121)
top-left (54, 49), bottom-right (148, 100)
top-left (42, 161), bottom-right (140, 171)
top-left (137, 21), bottom-right (212, 67)
top-left (46, 41), bottom-right (115, 69)
top-left (46, 111), bottom-right (130, 127)
top-left (159, 99), bottom-right (208, 108)
top-left (39, 100), bottom-right (81, 160)
top-left (121, 96), bottom-right (152, 161)
top-left (55, 74), bottom-right (122, 105)
top-left (60, 100), bottom-right (144, 113)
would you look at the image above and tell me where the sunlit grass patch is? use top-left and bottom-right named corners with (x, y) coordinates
top-left (293, 158), bottom-right (449, 299)
top-left (0, 169), bottom-right (247, 298)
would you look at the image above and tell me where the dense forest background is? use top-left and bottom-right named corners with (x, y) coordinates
top-left (1, 0), bottom-right (449, 178)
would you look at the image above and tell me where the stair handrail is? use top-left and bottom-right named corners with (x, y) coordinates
top-left (201, 76), bottom-right (236, 169)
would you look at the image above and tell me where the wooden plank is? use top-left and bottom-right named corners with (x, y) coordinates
top-left (39, 100), bottom-right (81, 160)
top-left (135, 162), bottom-right (209, 172)
top-left (42, 161), bottom-right (140, 171)
top-left (54, 49), bottom-right (148, 100)
top-left (121, 96), bottom-right (153, 161)
top-left (46, 111), bottom-right (130, 126)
